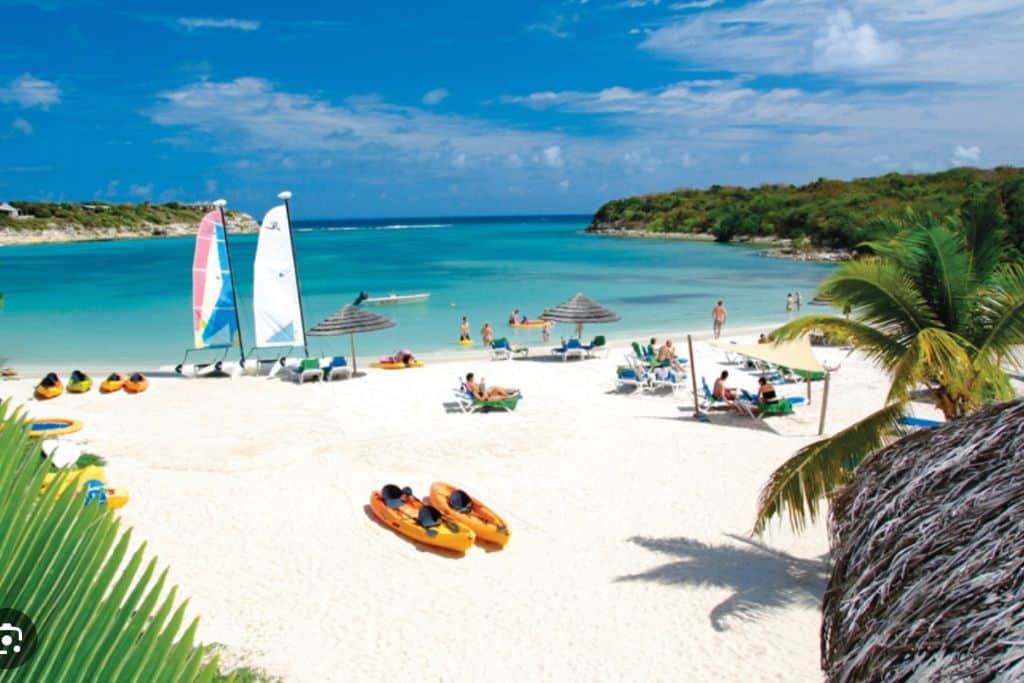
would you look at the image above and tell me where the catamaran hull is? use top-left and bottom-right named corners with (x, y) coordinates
top-left (363, 293), bottom-right (429, 305)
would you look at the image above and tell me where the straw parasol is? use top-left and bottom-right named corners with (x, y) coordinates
top-left (307, 304), bottom-right (395, 372)
top-left (822, 399), bottom-right (1024, 681)
top-left (540, 293), bottom-right (620, 338)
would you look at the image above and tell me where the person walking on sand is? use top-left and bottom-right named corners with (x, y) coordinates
top-left (711, 301), bottom-right (727, 340)
top-left (460, 316), bottom-right (470, 342)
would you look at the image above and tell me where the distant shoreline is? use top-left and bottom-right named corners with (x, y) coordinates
top-left (584, 228), bottom-right (853, 262)
top-left (0, 218), bottom-right (258, 247)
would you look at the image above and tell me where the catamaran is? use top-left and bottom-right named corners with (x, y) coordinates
top-left (243, 191), bottom-right (310, 377)
top-left (360, 292), bottom-right (430, 305)
top-left (176, 200), bottom-right (245, 377)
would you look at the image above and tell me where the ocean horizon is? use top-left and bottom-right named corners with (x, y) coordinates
top-left (0, 214), bottom-right (835, 370)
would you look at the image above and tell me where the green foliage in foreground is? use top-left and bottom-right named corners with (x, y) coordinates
top-left (0, 400), bottom-right (226, 682)
top-left (753, 210), bottom-right (1024, 534)
top-left (589, 165), bottom-right (1024, 250)
top-left (0, 201), bottom-right (251, 232)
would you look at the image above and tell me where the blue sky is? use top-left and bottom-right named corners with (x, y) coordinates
top-left (1, 0), bottom-right (1022, 217)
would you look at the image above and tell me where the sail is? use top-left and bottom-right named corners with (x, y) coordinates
top-left (192, 210), bottom-right (239, 349)
top-left (253, 205), bottom-right (305, 348)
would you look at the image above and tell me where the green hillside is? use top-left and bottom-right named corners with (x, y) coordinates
top-left (587, 166), bottom-right (1024, 251)
top-left (0, 201), bottom-right (253, 231)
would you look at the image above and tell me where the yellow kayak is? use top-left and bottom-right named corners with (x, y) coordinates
top-left (369, 361), bottom-right (425, 369)
top-left (458, 339), bottom-right (474, 346)
top-left (430, 482), bottom-right (511, 547)
top-left (40, 466), bottom-right (129, 509)
top-left (370, 485), bottom-right (475, 553)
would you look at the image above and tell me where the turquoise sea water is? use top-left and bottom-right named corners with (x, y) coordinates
top-left (0, 216), bottom-right (835, 368)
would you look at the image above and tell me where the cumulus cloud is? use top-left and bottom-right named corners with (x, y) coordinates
top-left (0, 74), bottom-right (61, 109)
top-left (177, 17), bottom-right (261, 31)
top-left (12, 118), bottom-right (32, 135)
top-left (129, 183), bottom-right (154, 197)
top-left (542, 145), bottom-right (565, 167)
top-left (952, 144), bottom-right (981, 164)
top-left (422, 88), bottom-right (449, 105)
top-left (813, 10), bottom-right (901, 70)
top-left (669, 0), bottom-right (721, 9)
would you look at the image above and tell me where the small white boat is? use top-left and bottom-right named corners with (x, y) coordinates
top-left (363, 292), bottom-right (430, 305)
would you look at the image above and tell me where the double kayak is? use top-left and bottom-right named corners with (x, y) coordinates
top-left (370, 361), bottom-right (425, 369)
top-left (124, 372), bottom-right (148, 393)
top-left (430, 482), bottom-right (510, 547)
top-left (100, 373), bottom-right (125, 393)
top-left (40, 465), bottom-right (129, 509)
top-left (35, 372), bottom-right (63, 400)
top-left (68, 370), bottom-right (93, 393)
top-left (369, 485), bottom-right (475, 553)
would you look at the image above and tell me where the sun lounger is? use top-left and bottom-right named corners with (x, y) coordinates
top-left (898, 416), bottom-right (943, 429)
top-left (649, 367), bottom-right (686, 395)
top-left (323, 356), bottom-right (350, 381)
top-left (453, 380), bottom-right (521, 413)
top-left (490, 338), bottom-right (528, 361)
top-left (701, 377), bottom-right (756, 418)
top-left (552, 338), bottom-right (585, 361)
top-left (584, 335), bottom-right (608, 358)
top-left (294, 358), bottom-right (322, 383)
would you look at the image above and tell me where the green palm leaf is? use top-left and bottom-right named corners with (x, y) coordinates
top-left (818, 259), bottom-right (938, 337)
top-left (770, 315), bottom-right (906, 368)
top-left (975, 265), bottom-right (1024, 367)
top-left (753, 403), bottom-right (907, 535)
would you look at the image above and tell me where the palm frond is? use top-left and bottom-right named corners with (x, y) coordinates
top-left (975, 264), bottom-right (1024, 369)
top-left (770, 315), bottom-right (907, 369)
top-left (818, 260), bottom-right (939, 337)
top-left (959, 190), bottom-right (1007, 283)
top-left (885, 328), bottom-right (975, 405)
top-left (900, 223), bottom-right (972, 333)
top-left (753, 403), bottom-right (907, 535)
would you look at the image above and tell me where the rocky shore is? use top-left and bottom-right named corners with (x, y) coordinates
top-left (0, 212), bottom-right (259, 246)
top-left (585, 226), bottom-right (852, 262)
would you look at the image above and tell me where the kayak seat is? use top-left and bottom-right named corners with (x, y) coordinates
top-left (71, 370), bottom-right (86, 383)
top-left (41, 372), bottom-right (58, 387)
top-left (130, 372), bottom-right (144, 383)
top-left (449, 490), bottom-right (473, 513)
top-left (381, 484), bottom-right (406, 509)
top-left (106, 373), bottom-right (121, 382)
top-left (417, 505), bottom-right (443, 529)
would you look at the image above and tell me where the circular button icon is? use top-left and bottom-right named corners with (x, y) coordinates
top-left (0, 608), bottom-right (38, 671)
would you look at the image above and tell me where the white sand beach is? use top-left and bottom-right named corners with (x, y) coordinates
top-left (3, 332), bottom-right (920, 681)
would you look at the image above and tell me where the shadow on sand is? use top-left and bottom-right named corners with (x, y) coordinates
top-left (616, 534), bottom-right (828, 631)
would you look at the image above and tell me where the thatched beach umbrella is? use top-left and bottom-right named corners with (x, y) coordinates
top-left (540, 293), bottom-right (620, 338)
top-left (822, 399), bottom-right (1024, 681)
top-left (307, 304), bottom-right (395, 372)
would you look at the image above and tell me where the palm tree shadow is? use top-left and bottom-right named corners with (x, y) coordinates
top-left (616, 534), bottom-right (828, 632)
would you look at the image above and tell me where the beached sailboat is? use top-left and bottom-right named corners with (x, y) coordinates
top-left (244, 191), bottom-right (310, 376)
top-left (176, 201), bottom-right (245, 377)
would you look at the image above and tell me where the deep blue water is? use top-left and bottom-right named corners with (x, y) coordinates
top-left (0, 215), bottom-right (835, 368)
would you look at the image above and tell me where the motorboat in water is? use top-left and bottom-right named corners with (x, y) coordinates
top-left (361, 292), bottom-right (430, 305)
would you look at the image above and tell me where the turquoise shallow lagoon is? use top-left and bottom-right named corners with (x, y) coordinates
top-left (0, 215), bottom-right (835, 368)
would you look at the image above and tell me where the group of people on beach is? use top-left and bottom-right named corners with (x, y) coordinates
top-left (711, 291), bottom-right (803, 339)
top-left (713, 370), bottom-right (779, 413)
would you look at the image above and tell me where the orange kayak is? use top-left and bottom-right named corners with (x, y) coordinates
top-left (429, 482), bottom-right (510, 547)
top-left (124, 372), bottom-right (148, 394)
top-left (369, 485), bottom-right (475, 553)
top-left (35, 372), bottom-right (63, 400)
top-left (100, 373), bottom-right (124, 393)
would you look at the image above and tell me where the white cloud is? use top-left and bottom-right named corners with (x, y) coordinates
top-left (451, 152), bottom-right (468, 168)
top-left (952, 144), bottom-right (981, 164)
top-left (0, 74), bottom-right (61, 109)
top-left (542, 145), bottom-right (565, 167)
top-left (177, 17), bottom-right (260, 31)
top-left (681, 152), bottom-right (697, 167)
top-left (505, 153), bottom-right (523, 168)
top-left (129, 183), bottom-right (154, 197)
top-left (813, 10), bottom-right (901, 70)
top-left (558, 179), bottom-right (571, 191)
top-left (738, 152), bottom-right (752, 165)
top-left (669, 0), bottom-right (721, 9)
top-left (12, 118), bottom-right (32, 135)
top-left (422, 88), bottom-right (449, 105)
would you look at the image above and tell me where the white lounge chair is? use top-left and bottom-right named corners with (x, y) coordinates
top-left (323, 356), bottom-right (351, 381)
top-left (551, 338), bottom-right (585, 362)
top-left (294, 358), bottom-right (322, 383)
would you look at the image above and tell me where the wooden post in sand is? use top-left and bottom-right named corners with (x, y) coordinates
top-left (818, 372), bottom-right (831, 435)
top-left (806, 370), bottom-right (813, 405)
top-left (688, 335), bottom-right (701, 417)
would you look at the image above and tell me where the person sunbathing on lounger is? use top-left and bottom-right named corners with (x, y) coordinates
top-left (757, 376), bottom-right (779, 405)
top-left (465, 372), bottom-right (515, 400)
top-left (713, 370), bottom-right (739, 401)
top-left (656, 339), bottom-right (686, 373)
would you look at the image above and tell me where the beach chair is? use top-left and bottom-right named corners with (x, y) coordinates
top-left (584, 335), bottom-right (608, 358)
top-left (700, 377), bottom-right (756, 418)
top-left (631, 341), bottom-right (655, 366)
top-left (323, 356), bottom-right (350, 381)
top-left (294, 358), bottom-right (322, 383)
top-left (898, 416), bottom-right (944, 429)
top-left (490, 338), bottom-right (528, 361)
top-left (551, 338), bottom-right (585, 362)
top-left (615, 356), bottom-right (649, 392)
top-left (453, 379), bottom-right (521, 413)
top-left (649, 367), bottom-right (687, 395)
top-left (739, 390), bottom-right (795, 417)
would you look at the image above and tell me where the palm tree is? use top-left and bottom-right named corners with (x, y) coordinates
top-left (753, 210), bottom-right (1024, 534)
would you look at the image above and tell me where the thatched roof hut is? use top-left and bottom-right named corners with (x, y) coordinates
top-left (822, 399), bottom-right (1024, 681)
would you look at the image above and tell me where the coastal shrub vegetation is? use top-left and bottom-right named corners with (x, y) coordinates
top-left (753, 209), bottom-right (1024, 533)
top-left (0, 400), bottom-right (227, 681)
top-left (589, 166), bottom-right (1024, 252)
top-left (0, 201), bottom-right (251, 231)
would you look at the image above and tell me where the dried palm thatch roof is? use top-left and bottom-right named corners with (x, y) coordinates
top-left (822, 399), bottom-right (1024, 681)
top-left (307, 304), bottom-right (395, 336)
top-left (539, 293), bottom-right (620, 324)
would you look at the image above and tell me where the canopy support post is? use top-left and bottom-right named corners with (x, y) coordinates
top-left (807, 371), bottom-right (813, 405)
top-left (688, 335), bottom-right (701, 418)
top-left (818, 372), bottom-right (831, 435)
top-left (350, 333), bottom-right (358, 373)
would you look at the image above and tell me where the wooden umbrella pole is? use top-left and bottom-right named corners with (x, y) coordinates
top-left (807, 371), bottom-right (813, 404)
top-left (818, 372), bottom-right (831, 435)
top-left (688, 335), bottom-right (701, 417)
top-left (350, 333), bottom-right (358, 373)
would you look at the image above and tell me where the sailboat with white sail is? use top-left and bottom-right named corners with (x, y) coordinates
top-left (243, 191), bottom-right (310, 376)
top-left (176, 200), bottom-right (246, 377)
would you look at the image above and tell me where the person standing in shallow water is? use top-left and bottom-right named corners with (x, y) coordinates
top-left (711, 301), bottom-right (727, 340)
top-left (460, 316), bottom-right (470, 341)
top-left (786, 293), bottom-right (794, 314)
top-left (795, 291), bottom-right (803, 311)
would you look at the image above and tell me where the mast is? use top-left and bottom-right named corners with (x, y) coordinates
top-left (279, 190), bottom-right (309, 357)
top-left (214, 198), bottom-right (246, 363)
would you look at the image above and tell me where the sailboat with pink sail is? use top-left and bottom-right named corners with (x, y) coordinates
top-left (175, 199), bottom-right (246, 377)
